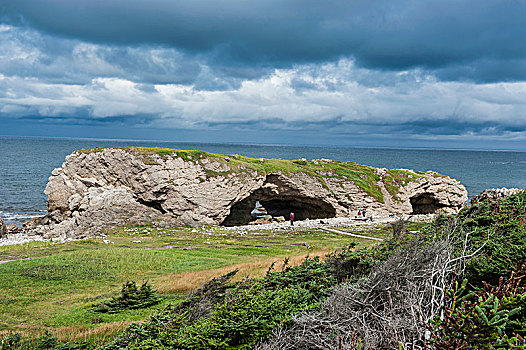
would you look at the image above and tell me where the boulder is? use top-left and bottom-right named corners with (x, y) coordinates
top-left (471, 188), bottom-right (523, 205)
top-left (274, 216), bottom-right (286, 223)
top-left (29, 147), bottom-right (468, 238)
top-left (249, 215), bottom-right (274, 225)
top-left (6, 224), bottom-right (21, 234)
top-left (0, 217), bottom-right (6, 237)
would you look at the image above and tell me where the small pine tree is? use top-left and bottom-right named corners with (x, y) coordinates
top-left (94, 281), bottom-right (160, 314)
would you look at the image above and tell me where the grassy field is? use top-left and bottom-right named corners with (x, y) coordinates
top-left (0, 224), bottom-right (391, 342)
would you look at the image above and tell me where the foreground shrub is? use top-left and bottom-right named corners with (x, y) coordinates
top-left (0, 331), bottom-right (91, 350)
top-left (431, 190), bottom-right (526, 286)
top-left (258, 237), bottom-right (456, 349)
top-left (428, 272), bottom-right (526, 349)
top-left (94, 281), bottom-right (160, 314)
top-left (323, 236), bottom-right (408, 283)
top-left (0, 334), bottom-right (22, 350)
top-left (390, 218), bottom-right (409, 238)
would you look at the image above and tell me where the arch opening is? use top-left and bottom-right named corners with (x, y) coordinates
top-left (410, 193), bottom-right (443, 214)
top-left (221, 193), bottom-right (336, 226)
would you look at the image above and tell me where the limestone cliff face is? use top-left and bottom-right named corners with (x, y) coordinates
top-left (0, 217), bottom-right (6, 238)
top-left (471, 188), bottom-right (523, 204)
top-left (27, 147), bottom-right (468, 238)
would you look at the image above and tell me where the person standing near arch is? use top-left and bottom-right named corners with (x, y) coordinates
top-left (290, 212), bottom-right (295, 226)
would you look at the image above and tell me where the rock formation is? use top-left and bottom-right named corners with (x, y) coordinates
top-left (6, 224), bottom-right (21, 234)
top-left (26, 147), bottom-right (468, 238)
top-left (0, 217), bottom-right (6, 237)
top-left (471, 188), bottom-right (524, 205)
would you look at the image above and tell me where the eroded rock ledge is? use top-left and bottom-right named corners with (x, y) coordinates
top-left (471, 188), bottom-right (523, 204)
top-left (26, 147), bottom-right (468, 238)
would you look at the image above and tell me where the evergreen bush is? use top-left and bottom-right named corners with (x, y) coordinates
top-left (94, 281), bottom-right (160, 314)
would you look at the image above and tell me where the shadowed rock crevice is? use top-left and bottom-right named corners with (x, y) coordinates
top-left (221, 193), bottom-right (336, 226)
top-left (410, 193), bottom-right (445, 214)
top-left (136, 198), bottom-right (167, 214)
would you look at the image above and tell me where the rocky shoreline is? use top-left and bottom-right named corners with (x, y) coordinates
top-left (20, 147), bottom-right (468, 239)
top-left (0, 213), bottom-right (433, 247)
top-left (3, 147), bottom-right (521, 245)
top-left (1, 187), bottom-right (523, 247)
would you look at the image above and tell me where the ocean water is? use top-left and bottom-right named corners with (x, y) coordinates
top-left (1, 135), bottom-right (525, 226)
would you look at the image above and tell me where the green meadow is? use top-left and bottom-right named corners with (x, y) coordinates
top-left (0, 224), bottom-right (390, 342)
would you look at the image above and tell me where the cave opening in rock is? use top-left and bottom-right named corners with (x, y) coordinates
top-left (221, 194), bottom-right (336, 226)
top-left (410, 193), bottom-right (443, 214)
top-left (137, 198), bottom-right (167, 214)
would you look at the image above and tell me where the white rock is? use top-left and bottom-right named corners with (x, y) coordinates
top-left (28, 148), bottom-right (468, 238)
top-left (471, 188), bottom-right (523, 204)
top-left (0, 218), bottom-right (6, 237)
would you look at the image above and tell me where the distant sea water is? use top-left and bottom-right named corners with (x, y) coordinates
top-left (1, 136), bottom-right (526, 226)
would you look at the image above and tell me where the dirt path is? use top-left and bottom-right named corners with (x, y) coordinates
top-left (320, 227), bottom-right (385, 241)
top-left (0, 257), bottom-right (32, 265)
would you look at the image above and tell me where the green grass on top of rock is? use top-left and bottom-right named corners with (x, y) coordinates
top-left (75, 147), bottom-right (434, 202)
top-left (383, 169), bottom-right (424, 201)
top-left (76, 146), bottom-right (211, 160)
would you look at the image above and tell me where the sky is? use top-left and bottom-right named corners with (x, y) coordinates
top-left (1, 0), bottom-right (526, 149)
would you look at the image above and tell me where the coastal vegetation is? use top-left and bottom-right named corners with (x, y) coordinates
top-left (0, 224), bottom-right (387, 343)
top-left (2, 190), bottom-right (525, 348)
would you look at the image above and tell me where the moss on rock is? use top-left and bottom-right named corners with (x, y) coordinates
top-left (75, 147), bottom-right (431, 202)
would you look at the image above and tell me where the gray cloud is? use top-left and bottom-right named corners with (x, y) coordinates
top-left (2, 0), bottom-right (526, 82)
top-left (0, 26), bottom-right (205, 85)
top-left (2, 58), bottom-right (526, 139)
top-left (2, 2), bottom-right (526, 148)
top-left (435, 58), bottom-right (526, 83)
top-left (0, 24), bottom-right (270, 92)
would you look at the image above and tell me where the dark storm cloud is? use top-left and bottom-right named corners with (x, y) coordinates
top-left (2, 1), bottom-right (526, 148)
top-left (12, 113), bottom-right (158, 126)
top-left (256, 116), bottom-right (525, 138)
top-left (436, 58), bottom-right (526, 83)
top-left (0, 25), bottom-right (205, 85)
top-left (2, 0), bottom-right (526, 81)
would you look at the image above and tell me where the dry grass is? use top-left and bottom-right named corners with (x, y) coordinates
top-left (156, 250), bottom-right (331, 293)
top-left (0, 321), bottom-right (134, 342)
top-left (54, 321), bottom-right (134, 342)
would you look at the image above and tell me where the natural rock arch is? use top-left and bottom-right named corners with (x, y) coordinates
top-left (221, 175), bottom-right (337, 226)
top-left (28, 148), bottom-right (469, 237)
top-left (410, 193), bottom-right (444, 214)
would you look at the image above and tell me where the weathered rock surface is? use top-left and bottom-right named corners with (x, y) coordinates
top-left (6, 224), bottom-right (21, 234)
top-left (471, 188), bottom-right (524, 205)
top-left (249, 215), bottom-right (274, 225)
top-left (0, 218), bottom-right (6, 237)
top-left (28, 147), bottom-right (468, 238)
